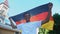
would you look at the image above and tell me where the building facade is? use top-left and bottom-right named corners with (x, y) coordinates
top-left (0, 0), bottom-right (21, 34)
top-left (0, 0), bottom-right (9, 24)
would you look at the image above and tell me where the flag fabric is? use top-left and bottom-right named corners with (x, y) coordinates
top-left (42, 16), bottom-right (54, 30)
top-left (9, 3), bottom-right (54, 30)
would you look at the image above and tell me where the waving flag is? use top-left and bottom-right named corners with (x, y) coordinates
top-left (9, 3), bottom-right (54, 30)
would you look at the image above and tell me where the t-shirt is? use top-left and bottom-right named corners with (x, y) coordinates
top-left (17, 21), bottom-right (42, 34)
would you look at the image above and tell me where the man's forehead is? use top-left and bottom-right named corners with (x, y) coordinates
top-left (25, 14), bottom-right (30, 16)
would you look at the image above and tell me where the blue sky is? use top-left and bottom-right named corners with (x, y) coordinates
top-left (0, 0), bottom-right (60, 17)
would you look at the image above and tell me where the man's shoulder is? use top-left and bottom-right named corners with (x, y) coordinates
top-left (17, 20), bottom-right (42, 25)
top-left (33, 20), bottom-right (42, 23)
top-left (29, 20), bottom-right (42, 24)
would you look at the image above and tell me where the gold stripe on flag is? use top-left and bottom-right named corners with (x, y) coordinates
top-left (42, 20), bottom-right (54, 30)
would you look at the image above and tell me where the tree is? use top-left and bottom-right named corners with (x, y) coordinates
top-left (48, 13), bottom-right (60, 34)
top-left (53, 13), bottom-right (60, 34)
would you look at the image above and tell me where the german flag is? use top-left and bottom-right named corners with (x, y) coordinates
top-left (10, 3), bottom-right (54, 30)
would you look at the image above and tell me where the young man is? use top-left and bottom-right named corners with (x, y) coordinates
top-left (9, 3), bottom-right (53, 34)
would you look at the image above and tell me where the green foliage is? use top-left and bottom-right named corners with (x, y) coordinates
top-left (39, 13), bottom-right (60, 34)
top-left (48, 13), bottom-right (60, 34)
top-left (53, 13), bottom-right (60, 25)
top-left (38, 28), bottom-right (49, 34)
top-left (53, 13), bottom-right (60, 34)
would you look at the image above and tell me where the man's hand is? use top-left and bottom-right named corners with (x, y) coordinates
top-left (48, 3), bottom-right (53, 11)
top-left (9, 18), bottom-right (17, 29)
top-left (41, 3), bottom-right (53, 25)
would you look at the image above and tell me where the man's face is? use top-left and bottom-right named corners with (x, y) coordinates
top-left (24, 14), bottom-right (30, 21)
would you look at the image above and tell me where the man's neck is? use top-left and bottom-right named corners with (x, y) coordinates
top-left (26, 20), bottom-right (30, 23)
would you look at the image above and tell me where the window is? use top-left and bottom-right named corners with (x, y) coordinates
top-left (15, 32), bottom-right (21, 34)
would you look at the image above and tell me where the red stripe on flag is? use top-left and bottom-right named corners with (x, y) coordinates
top-left (16, 12), bottom-right (53, 25)
top-left (50, 16), bottom-right (54, 21)
top-left (16, 12), bottom-right (48, 25)
top-left (16, 20), bottom-right (26, 25)
top-left (30, 12), bottom-right (48, 22)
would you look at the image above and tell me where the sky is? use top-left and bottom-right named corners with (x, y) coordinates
top-left (0, 0), bottom-right (60, 17)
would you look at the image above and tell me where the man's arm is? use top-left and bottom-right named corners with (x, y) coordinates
top-left (9, 18), bottom-right (17, 29)
top-left (41, 3), bottom-right (53, 25)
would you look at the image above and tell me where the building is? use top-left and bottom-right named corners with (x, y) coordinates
top-left (0, 23), bottom-right (21, 34)
top-left (0, 0), bottom-right (21, 34)
top-left (0, 0), bottom-right (9, 24)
